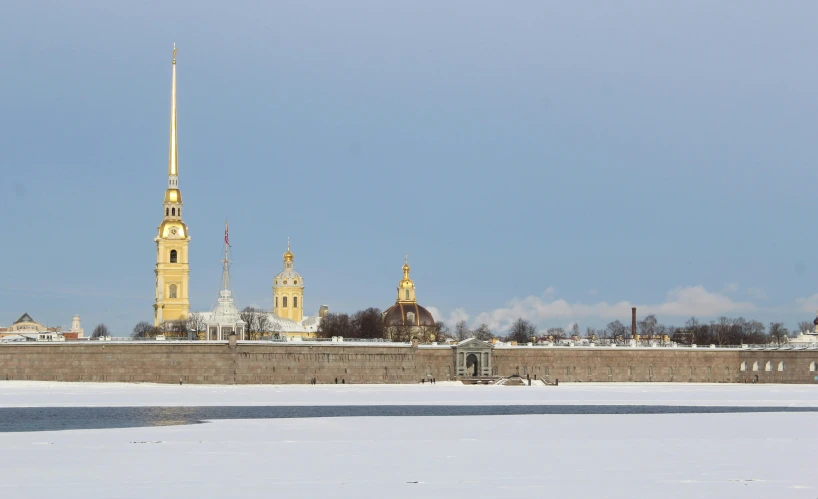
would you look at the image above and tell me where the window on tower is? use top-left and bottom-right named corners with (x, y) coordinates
top-left (170, 250), bottom-right (178, 263)
top-left (283, 297), bottom-right (288, 308)
top-left (172, 207), bottom-right (176, 216)
top-left (169, 284), bottom-right (178, 298)
top-left (166, 208), bottom-right (169, 216)
top-left (275, 296), bottom-right (278, 308)
top-left (405, 290), bottom-right (410, 300)
top-left (294, 297), bottom-right (298, 308)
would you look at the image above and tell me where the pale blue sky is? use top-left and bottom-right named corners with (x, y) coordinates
top-left (1, 1), bottom-right (816, 335)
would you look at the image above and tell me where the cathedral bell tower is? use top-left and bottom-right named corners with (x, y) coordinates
top-left (154, 44), bottom-right (190, 327)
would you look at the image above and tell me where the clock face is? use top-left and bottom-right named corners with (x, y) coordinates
top-left (170, 227), bottom-right (178, 236)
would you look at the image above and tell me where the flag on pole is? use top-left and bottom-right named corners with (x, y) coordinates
top-left (225, 221), bottom-right (230, 246)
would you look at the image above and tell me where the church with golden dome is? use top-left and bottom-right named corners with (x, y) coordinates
top-left (273, 240), bottom-right (304, 323)
top-left (150, 46), bottom-right (328, 340)
top-left (383, 256), bottom-right (435, 338)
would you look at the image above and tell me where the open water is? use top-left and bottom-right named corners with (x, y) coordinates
top-left (2, 405), bottom-right (818, 432)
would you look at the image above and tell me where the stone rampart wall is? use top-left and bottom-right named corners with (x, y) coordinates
top-left (0, 343), bottom-right (816, 384)
top-left (492, 348), bottom-right (818, 384)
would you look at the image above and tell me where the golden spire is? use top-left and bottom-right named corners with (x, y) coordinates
top-left (168, 43), bottom-right (178, 179)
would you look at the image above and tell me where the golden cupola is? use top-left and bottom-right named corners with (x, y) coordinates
top-left (397, 254), bottom-right (416, 303)
top-left (283, 239), bottom-right (294, 263)
top-left (383, 255), bottom-right (435, 327)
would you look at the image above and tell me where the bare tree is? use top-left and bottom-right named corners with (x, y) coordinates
top-left (316, 312), bottom-right (355, 338)
top-left (454, 320), bottom-right (471, 341)
top-left (240, 307), bottom-right (272, 340)
top-left (91, 323), bottom-right (110, 339)
top-left (187, 313), bottom-right (206, 340)
top-left (638, 314), bottom-right (658, 337)
top-left (434, 321), bottom-right (450, 342)
top-left (389, 322), bottom-right (414, 342)
top-left (769, 322), bottom-right (788, 345)
top-left (352, 308), bottom-right (385, 339)
top-left (131, 321), bottom-right (157, 339)
top-left (473, 324), bottom-right (493, 342)
top-left (605, 320), bottom-right (627, 339)
top-left (507, 318), bottom-right (537, 344)
top-left (163, 320), bottom-right (188, 338)
top-left (584, 326), bottom-right (597, 339)
top-left (570, 323), bottom-right (580, 338)
top-left (797, 321), bottom-right (813, 334)
top-left (547, 327), bottom-right (566, 340)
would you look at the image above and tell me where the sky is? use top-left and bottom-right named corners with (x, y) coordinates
top-left (1, 1), bottom-right (816, 336)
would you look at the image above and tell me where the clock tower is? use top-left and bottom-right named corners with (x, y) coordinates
top-left (154, 44), bottom-right (190, 327)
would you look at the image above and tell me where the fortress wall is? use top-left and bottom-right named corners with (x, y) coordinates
top-left (0, 343), bottom-right (816, 384)
top-left (493, 348), bottom-right (818, 384)
top-left (233, 345), bottom-right (419, 384)
top-left (0, 343), bottom-right (236, 384)
top-left (416, 347), bottom-right (455, 381)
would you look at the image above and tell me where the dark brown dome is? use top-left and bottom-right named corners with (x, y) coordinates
top-left (813, 316), bottom-right (818, 326)
top-left (383, 302), bottom-right (435, 327)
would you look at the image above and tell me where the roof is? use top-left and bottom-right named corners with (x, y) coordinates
top-left (13, 313), bottom-right (36, 324)
top-left (455, 337), bottom-right (494, 349)
top-left (383, 302), bottom-right (435, 327)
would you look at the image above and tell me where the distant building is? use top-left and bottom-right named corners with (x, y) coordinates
top-left (198, 223), bottom-right (247, 340)
top-left (0, 313), bottom-right (60, 337)
top-left (383, 256), bottom-right (436, 340)
top-left (791, 311), bottom-right (818, 344)
top-left (195, 233), bottom-right (323, 341)
top-left (0, 313), bottom-right (66, 342)
top-left (62, 315), bottom-right (84, 340)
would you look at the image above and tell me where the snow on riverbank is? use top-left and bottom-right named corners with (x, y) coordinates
top-left (1, 380), bottom-right (817, 407)
top-left (1, 412), bottom-right (816, 498)
top-left (2, 382), bottom-right (818, 498)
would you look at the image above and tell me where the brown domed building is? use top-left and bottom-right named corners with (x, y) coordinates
top-left (383, 256), bottom-right (436, 340)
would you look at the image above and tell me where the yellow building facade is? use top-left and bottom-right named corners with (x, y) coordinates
top-left (153, 45), bottom-right (190, 326)
top-left (272, 241), bottom-right (305, 323)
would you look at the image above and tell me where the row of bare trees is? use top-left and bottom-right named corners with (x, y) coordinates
top-left (131, 307), bottom-right (287, 340)
top-left (530, 315), bottom-right (799, 346)
top-left (316, 308), bottom-right (448, 343)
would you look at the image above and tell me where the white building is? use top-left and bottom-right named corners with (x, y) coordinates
top-left (198, 224), bottom-right (247, 340)
top-left (195, 228), bottom-right (322, 341)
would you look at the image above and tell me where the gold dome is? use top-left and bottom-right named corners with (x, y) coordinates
top-left (164, 188), bottom-right (182, 204)
top-left (283, 238), bottom-right (294, 262)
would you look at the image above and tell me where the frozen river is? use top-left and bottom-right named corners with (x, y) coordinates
top-left (1, 382), bottom-right (817, 498)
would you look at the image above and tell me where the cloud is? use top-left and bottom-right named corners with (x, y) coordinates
top-left (587, 289), bottom-right (599, 296)
top-left (442, 286), bottom-right (756, 332)
top-left (796, 295), bottom-right (818, 313)
top-left (426, 306), bottom-right (469, 325)
top-left (744, 287), bottom-right (767, 300)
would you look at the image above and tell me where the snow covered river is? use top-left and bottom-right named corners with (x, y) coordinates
top-left (2, 382), bottom-right (817, 498)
